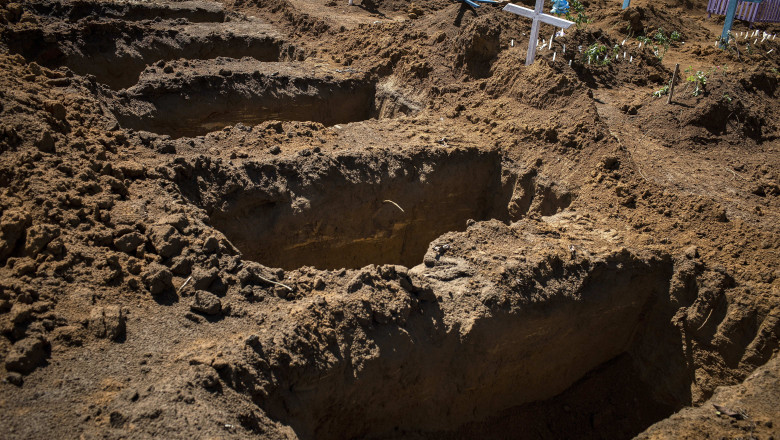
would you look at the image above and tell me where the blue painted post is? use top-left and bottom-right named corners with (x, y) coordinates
top-left (719, 0), bottom-right (739, 48)
top-left (622, 0), bottom-right (630, 9)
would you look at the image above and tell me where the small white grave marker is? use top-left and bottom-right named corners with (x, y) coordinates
top-left (503, 0), bottom-right (575, 65)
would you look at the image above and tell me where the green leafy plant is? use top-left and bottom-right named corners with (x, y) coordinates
top-left (635, 28), bottom-right (680, 61)
top-left (654, 28), bottom-right (670, 46)
top-left (721, 93), bottom-right (732, 103)
top-left (584, 43), bottom-right (610, 65)
top-left (651, 28), bottom-right (678, 60)
top-left (686, 70), bottom-right (708, 96)
top-left (653, 85), bottom-right (669, 97)
top-left (564, 0), bottom-right (590, 26)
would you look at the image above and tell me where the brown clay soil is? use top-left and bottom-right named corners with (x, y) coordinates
top-left (0, 0), bottom-right (778, 438)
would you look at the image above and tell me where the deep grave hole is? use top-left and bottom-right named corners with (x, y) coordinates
top-left (212, 217), bottom-right (683, 440)
top-left (182, 148), bottom-right (572, 270)
top-left (6, 18), bottom-right (289, 89)
top-left (24, 0), bottom-right (229, 23)
top-left (179, 141), bottom-right (689, 439)
top-left (111, 59), bottom-right (420, 138)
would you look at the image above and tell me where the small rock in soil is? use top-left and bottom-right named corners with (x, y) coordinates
top-left (191, 266), bottom-right (219, 290)
top-left (23, 224), bottom-right (60, 257)
top-left (89, 306), bottom-right (126, 341)
top-left (114, 231), bottom-right (146, 253)
top-left (5, 337), bottom-right (49, 374)
top-left (36, 130), bottom-right (56, 153)
top-left (5, 372), bottom-right (23, 386)
top-left (141, 263), bottom-right (173, 295)
top-left (191, 290), bottom-right (221, 315)
top-left (203, 235), bottom-right (219, 253)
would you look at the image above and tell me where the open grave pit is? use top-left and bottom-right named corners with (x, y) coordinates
top-left (170, 147), bottom-right (573, 270)
top-left (24, 0), bottom-right (229, 23)
top-left (4, 8), bottom-right (292, 89)
top-left (172, 213), bottom-right (688, 440)
top-left (110, 58), bottom-right (422, 138)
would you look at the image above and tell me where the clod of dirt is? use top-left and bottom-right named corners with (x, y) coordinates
top-left (88, 306), bottom-right (126, 341)
top-left (4, 336), bottom-right (49, 374)
top-left (141, 262), bottom-right (173, 295)
top-left (191, 290), bottom-right (222, 315)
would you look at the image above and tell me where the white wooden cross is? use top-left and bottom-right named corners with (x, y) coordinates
top-left (503, 1), bottom-right (575, 65)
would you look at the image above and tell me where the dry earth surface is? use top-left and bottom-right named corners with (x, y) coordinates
top-left (0, 0), bottom-right (778, 438)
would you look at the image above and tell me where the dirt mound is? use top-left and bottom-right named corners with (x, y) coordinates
top-left (453, 13), bottom-right (504, 77)
top-left (635, 66), bottom-right (779, 146)
top-left (606, 4), bottom-right (709, 41)
top-left (489, 58), bottom-right (585, 108)
top-left (0, 0), bottom-right (778, 439)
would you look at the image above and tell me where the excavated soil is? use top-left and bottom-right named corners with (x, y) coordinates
top-left (0, 0), bottom-right (778, 439)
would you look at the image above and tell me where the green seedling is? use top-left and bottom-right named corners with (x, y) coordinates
top-left (564, 0), bottom-right (590, 26)
top-left (654, 28), bottom-right (670, 46)
top-left (584, 43), bottom-right (610, 65)
top-left (649, 28), bottom-right (679, 61)
top-left (653, 85), bottom-right (669, 97)
top-left (686, 70), bottom-right (708, 96)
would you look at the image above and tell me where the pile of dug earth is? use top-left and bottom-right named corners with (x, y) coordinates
top-left (0, 0), bottom-right (778, 438)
